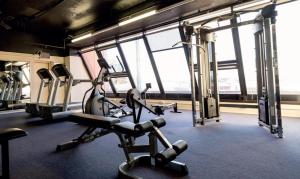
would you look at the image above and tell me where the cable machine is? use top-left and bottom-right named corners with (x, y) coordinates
top-left (254, 4), bottom-right (283, 138)
top-left (181, 22), bottom-right (220, 127)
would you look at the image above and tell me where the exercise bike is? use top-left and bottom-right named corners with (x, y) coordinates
top-left (83, 58), bottom-right (131, 118)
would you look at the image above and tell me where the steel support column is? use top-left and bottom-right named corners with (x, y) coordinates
top-left (231, 17), bottom-right (247, 98)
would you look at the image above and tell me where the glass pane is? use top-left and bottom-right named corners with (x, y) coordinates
top-left (81, 50), bottom-right (113, 92)
top-left (277, 1), bottom-right (300, 94)
top-left (218, 69), bottom-right (240, 94)
top-left (111, 77), bottom-right (131, 93)
top-left (101, 47), bottom-right (124, 72)
top-left (147, 28), bottom-right (182, 51)
top-left (121, 39), bottom-right (160, 92)
top-left (153, 48), bottom-right (191, 92)
top-left (215, 29), bottom-right (236, 61)
top-left (205, 19), bottom-right (231, 28)
top-left (81, 50), bottom-right (100, 79)
top-left (239, 24), bottom-right (257, 94)
top-left (239, 12), bottom-right (257, 22)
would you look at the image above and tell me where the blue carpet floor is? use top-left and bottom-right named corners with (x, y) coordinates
top-left (0, 110), bottom-right (300, 179)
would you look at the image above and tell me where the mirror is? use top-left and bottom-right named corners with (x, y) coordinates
top-left (0, 60), bottom-right (30, 111)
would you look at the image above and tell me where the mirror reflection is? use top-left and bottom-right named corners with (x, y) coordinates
top-left (0, 61), bottom-right (30, 110)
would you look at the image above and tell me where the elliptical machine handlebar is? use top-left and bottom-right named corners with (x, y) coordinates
top-left (141, 83), bottom-right (151, 99)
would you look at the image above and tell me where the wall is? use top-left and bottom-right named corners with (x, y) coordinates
top-left (65, 55), bottom-right (92, 103)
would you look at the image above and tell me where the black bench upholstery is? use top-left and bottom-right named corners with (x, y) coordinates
top-left (113, 121), bottom-right (154, 137)
top-left (0, 128), bottom-right (27, 141)
top-left (68, 113), bottom-right (120, 129)
top-left (0, 128), bottom-right (27, 179)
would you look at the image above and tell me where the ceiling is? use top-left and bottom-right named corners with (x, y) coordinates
top-left (0, 0), bottom-right (255, 49)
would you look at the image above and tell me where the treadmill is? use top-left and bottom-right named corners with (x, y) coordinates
top-left (38, 64), bottom-right (74, 119)
top-left (26, 68), bottom-right (56, 116)
top-left (0, 74), bottom-right (10, 101)
top-left (1, 71), bottom-right (26, 110)
top-left (0, 74), bottom-right (14, 109)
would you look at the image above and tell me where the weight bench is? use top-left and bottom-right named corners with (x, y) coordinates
top-left (0, 128), bottom-right (27, 179)
top-left (57, 113), bottom-right (188, 178)
top-left (56, 113), bottom-right (120, 151)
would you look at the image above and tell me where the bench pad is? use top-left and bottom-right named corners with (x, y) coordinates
top-left (0, 128), bottom-right (27, 141)
top-left (113, 121), bottom-right (153, 137)
top-left (69, 113), bottom-right (120, 129)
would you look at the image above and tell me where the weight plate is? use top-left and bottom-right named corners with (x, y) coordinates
top-left (126, 88), bottom-right (141, 109)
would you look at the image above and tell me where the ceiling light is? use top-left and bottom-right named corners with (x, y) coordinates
top-left (118, 10), bottom-right (157, 26)
top-left (93, 25), bottom-right (119, 36)
top-left (71, 33), bottom-right (92, 43)
top-left (188, 8), bottom-right (232, 24)
top-left (233, 0), bottom-right (272, 11)
top-left (145, 22), bottom-right (179, 35)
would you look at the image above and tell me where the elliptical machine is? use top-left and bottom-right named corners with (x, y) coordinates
top-left (84, 58), bottom-right (131, 118)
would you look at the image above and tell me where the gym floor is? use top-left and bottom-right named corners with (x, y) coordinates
top-left (1, 110), bottom-right (300, 179)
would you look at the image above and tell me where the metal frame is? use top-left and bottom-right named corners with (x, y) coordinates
top-left (143, 35), bottom-right (165, 96)
top-left (151, 46), bottom-right (183, 53)
top-left (116, 43), bottom-right (136, 88)
top-left (195, 27), bottom-right (220, 125)
top-left (211, 42), bottom-right (220, 119)
top-left (178, 25), bottom-right (199, 93)
top-left (254, 4), bottom-right (283, 138)
top-left (230, 16), bottom-right (247, 98)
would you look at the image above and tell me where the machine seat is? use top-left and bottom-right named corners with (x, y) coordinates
top-left (0, 128), bottom-right (27, 141)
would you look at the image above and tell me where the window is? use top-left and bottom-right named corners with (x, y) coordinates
top-left (100, 47), bottom-right (132, 93)
top-left (153, 48), bottom-right (191, 92)
top-left (276, 1), bottom-right (300, 94)
top-left (121, 39), bottom-right (159, 92)
top-left (100, 47), bottom-right (125, 73)
top-left (218, 69), bottom-right (240, 94)
top-left (239, 24), bottom-right (257, 94)
top-left (207, 20), bottom-right (241, 94)
top-left (81, 50), bottom-right (100, 79)
top-left (147, 28), bottom-right (182, 51)
top-left (146, 28), bottom-right (191, 93)
top-left (81, 50), bottom-right (112, 92)
top-left (239, 12), bottom-right (257, 22)
top-left (214, 29), bottom-right (236, 61)
top-left (111, 77), bottom-right (132, 93)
